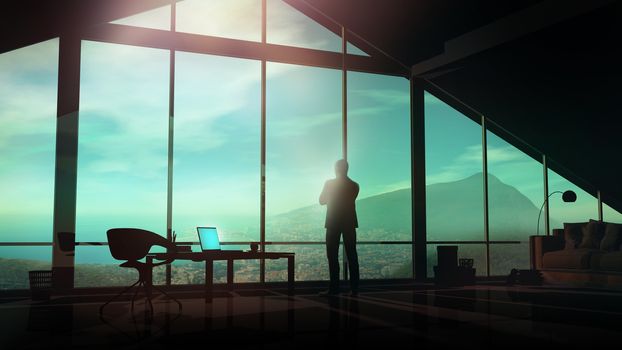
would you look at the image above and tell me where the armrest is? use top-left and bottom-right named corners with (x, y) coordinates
top-left (529, 235), bottom-right (564, 269)
top-left (151, 236), bottom-right (178, 267)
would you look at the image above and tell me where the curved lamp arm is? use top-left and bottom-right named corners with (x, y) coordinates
top-left (536, 191), bottom-right (563, 236)
top-left (536, 190), bottom-right (577, 236)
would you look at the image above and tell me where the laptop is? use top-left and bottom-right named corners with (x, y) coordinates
top-left (196, 227), bottom-right (242, 252)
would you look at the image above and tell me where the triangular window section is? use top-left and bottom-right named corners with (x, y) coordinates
top-left (347, 42), bottom-right (369, 56)
top-left (110, 5), bottom-right (171, 31)
top-left (268, 0), bottom-right (342, 52)
top-left (175, 0), bottom-right (262, 42)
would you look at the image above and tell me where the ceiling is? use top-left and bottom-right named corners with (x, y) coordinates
top-left (2, 0), bottom-right (621, 212)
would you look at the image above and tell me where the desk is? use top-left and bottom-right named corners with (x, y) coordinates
top-left (146, 250), bottom-right (295, 302)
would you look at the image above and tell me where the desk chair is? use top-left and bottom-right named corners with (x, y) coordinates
top-left (99, 228), bottom-right (182, 317)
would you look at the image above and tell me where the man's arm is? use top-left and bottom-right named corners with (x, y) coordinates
top-left (319, 180), bottom-right (331, 205)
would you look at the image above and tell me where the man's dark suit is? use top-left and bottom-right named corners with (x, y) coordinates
top-left (320, 177), bottom-right (360, 293)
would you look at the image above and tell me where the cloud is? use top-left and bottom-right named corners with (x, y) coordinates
top-left (0, 40), bottom-right (58, 122)
top-left (267, 0), bottom-right (339, 51)
top-left (111, 5), bottom-right (171, 30)
top-left (350, 89), bottom-right (410, 106)
top-left (175, 0), bottom-right (262, 42)
top-left (0, 39), bottom-right (58, 170)
top-left (174, 171), bottom-right (260, 216)
top-left (458, 145), bottom-right (524, 164)
top-left (427, 144), bottom-right (527, 185)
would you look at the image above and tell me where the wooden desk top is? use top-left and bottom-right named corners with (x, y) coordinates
top-left (149, 250), bottom-right (294, 262)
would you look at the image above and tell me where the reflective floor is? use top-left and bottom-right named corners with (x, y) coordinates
top-left (2, 283), bottom-right (622, 349)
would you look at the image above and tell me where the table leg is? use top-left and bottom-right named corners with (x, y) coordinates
top-left (145, 256), bottom-right (154, 299)
top-left (287, 256), bottom-right (295, 296)
top-left (227, 259), bottom-right (234, 291)
top-left (205, 259), bottom-right (213, 303)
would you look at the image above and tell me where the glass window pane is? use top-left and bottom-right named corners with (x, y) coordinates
top-left (547, 169), bottom-right (598, 229)
top-left (603, 204), bottom-right (622, 223)
top-left (176, 0), bottom-right (261, 42)
top-left (74, 246), bottom-right (166, 287)
top-left (0, 247), bottom-right (52, 290)
top-left (172, 260), bottom-right (212, 285)
top-left (110, 5), bottom-right (171, 30)
top-left (490, 243), bottom-right (529, 276)
top-left (487, 131), bottom-right (544, 241)
top-left (265, 63), bottom-right (341, 242)
top-left (427, 244), bottom-right (486, 277)
top-left (77, 41), bottom-right (169, 242)
top-left (173, 53), bottom-right (260, 243)
top-left (348, 72), bottom-right (411, 241)
top-left (268, 0), bottom-right (341, 52)
top-left (0, 39), bottom-right (58, 242)
top-left (266, 244), bottom-right (329, 282)
top-left (347, 42), bottom-right (369, 56)
top-left (358, 244), bottom-right (412, 279)
top-left (425, 92), bottom-right (484, 242)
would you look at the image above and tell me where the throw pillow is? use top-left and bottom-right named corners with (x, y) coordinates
top-left (601, 222), bottom-right (622, 251)
top-left (579, 220), bottom-right (606, 249)
top-left (563, 222), bottom-right (587, 250)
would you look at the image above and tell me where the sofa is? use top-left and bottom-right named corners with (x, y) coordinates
top-left (530, 220), bottom-right (622, 287)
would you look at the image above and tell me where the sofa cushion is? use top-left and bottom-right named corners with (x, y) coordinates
top-left (595, 251), bottom-right (622, 272)
top-left (542, 248), bottom-right (600, 269)
top-left (578, 220), bottom-right (606, 249)
top-left (600, 222), bottom-right (622, 252)
top-left (563, 222), bottom-right (587, 250)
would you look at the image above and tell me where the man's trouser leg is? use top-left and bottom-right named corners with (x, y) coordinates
top-left (343, 228), bottom-right (359, 292)
top-left (326, 228), bottom-right (341, 292)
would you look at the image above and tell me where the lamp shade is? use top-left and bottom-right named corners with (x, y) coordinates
top-left (562, 190), bottom-right (577, 203)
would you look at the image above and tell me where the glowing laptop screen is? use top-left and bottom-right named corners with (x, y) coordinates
top-left (197, 227), bottom-right (221, 251)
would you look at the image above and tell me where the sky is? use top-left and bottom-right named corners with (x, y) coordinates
top-left (1, 1), bottom-right (620, 262)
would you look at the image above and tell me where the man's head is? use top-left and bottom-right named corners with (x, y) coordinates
top-left (334, 159), bottom-right (349, 177)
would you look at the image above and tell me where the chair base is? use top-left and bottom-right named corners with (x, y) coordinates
top-left (99, 279), bottom-right (182, 317)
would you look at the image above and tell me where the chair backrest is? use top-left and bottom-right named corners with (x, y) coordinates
top-left (106, 228), bottom-right (173, 262)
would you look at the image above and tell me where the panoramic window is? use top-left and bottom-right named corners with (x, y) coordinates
top-left (424, 92), bottom-right (486, 275)
top-left (75, 41), bottom-right (169, 285)
top-left (0, 39), bottom-right (58, 244)
top-left (265, 62), bottom-right (341, 281)
top-left (347, 71), bottom-right (412, 278)
top-left (486, 131), bottom-right (543, 275)
top-left (547, 169), bottom-right (598, 230)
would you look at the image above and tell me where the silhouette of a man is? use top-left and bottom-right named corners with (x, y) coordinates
top-left (319, 159), bottom-right (360, 296)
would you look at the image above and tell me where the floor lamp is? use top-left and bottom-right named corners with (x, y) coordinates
top-left (536, 190), bottom-right (577, 235)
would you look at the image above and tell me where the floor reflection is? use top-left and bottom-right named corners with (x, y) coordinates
top-left (0, 285), bottom-right (621, 348)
